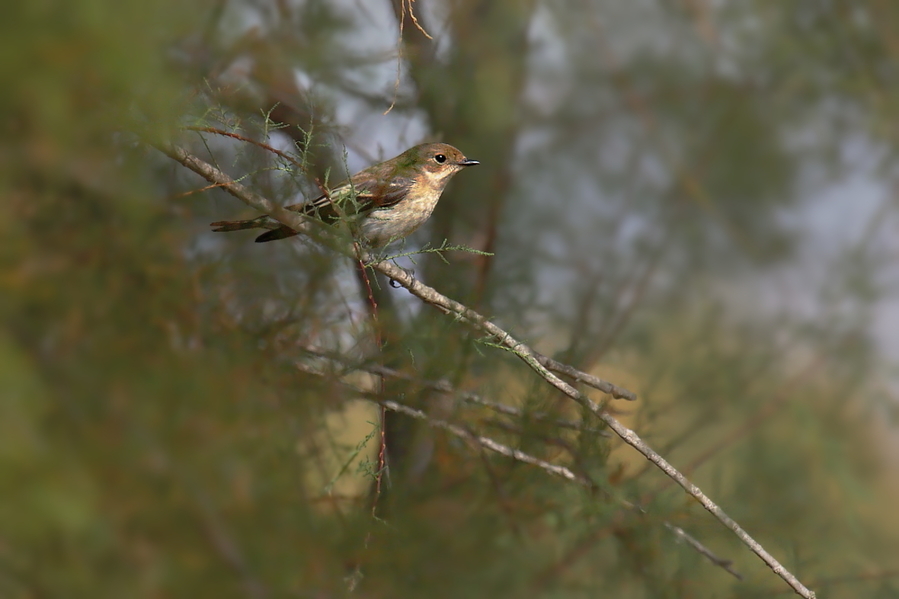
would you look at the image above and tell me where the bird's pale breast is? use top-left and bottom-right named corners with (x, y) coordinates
top-left (359, 180), bottom-right (443, 246)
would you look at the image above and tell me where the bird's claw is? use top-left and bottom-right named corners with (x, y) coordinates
top-left (389, 266), bottom-right (415, 288)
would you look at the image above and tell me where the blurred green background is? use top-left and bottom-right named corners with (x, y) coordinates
top-left (3, 0), bottom-right (899, 597)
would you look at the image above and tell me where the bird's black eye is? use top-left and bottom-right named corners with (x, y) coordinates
top-left (434, 154), bottom-right (447, 163)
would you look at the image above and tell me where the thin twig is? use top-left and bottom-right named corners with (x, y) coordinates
top-left (158, 143), bottom-right (334, 245)
top-left (186, 126), bottom-right (333, 198)
top-left (380, 399), bottom-right (591, 486)
top-left (158, 144), bottom-right (816, 599)
top-left (298, 349), bottom-right (610, 436)
top-left (169, 181), bottom-right (230, 200)
top-left (665, 522), bottom-right (743, 580)
top-left (186, 126), bottom-right (307, 172)
top-left (404, 0), bottom-right (433, 39)
top-left (537, 355), bottom-right (637, 401)
top-left (355, 256), bottom-right (387, 518)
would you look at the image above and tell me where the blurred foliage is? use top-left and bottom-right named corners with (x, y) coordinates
top-left (3, 0), bottom-right (899, 598)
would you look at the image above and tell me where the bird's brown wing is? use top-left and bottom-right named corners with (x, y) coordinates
top-left (286, 171), bottom-right (414, 222)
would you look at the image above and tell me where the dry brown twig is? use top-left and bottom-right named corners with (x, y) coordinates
top-left (158, 143), bottom-right (817, 599)
top-left (185, 126), bottom-right (306, 171)
top-left (403, 0), bottom-right (433, 40)
top-left (385, 0), bottom-right (434, 115)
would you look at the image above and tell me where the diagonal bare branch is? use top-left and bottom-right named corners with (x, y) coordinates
top-left (158, 142), bottom-right (816, 599)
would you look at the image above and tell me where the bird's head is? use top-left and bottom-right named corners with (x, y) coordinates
top-left (403, 142), bottom-right (479, 186)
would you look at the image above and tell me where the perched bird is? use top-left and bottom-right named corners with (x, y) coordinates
top-left (210, 142), bottom-right (479, 247)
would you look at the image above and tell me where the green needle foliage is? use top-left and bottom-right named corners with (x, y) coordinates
top-left (3, 1), bottom-right (899, 598)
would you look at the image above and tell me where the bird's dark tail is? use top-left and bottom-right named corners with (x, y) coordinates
top-left (210, 215), bottom-right (299, 243)
top-left (253, 227), bottom-right (299, 243)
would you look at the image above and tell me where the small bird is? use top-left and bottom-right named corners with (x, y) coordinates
top-left (210, 142), bottom-right (479, 247)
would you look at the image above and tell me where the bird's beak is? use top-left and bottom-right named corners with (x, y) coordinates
top-left (457, 158), bottom-right (479, 167)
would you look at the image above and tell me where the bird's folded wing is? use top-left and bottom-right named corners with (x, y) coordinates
top-left (285, 175), bottom-right (414, 221)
